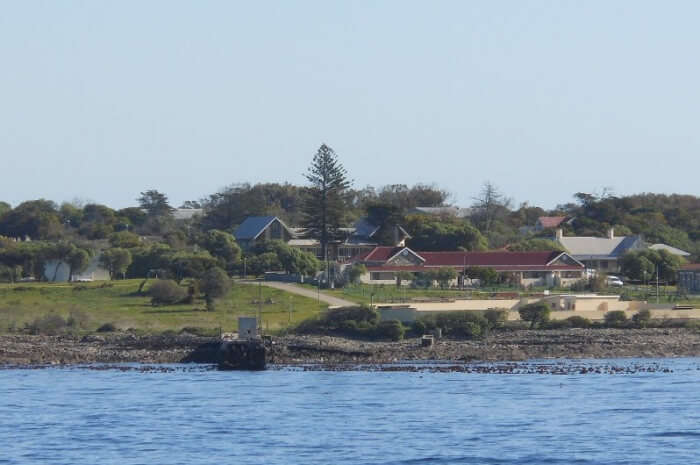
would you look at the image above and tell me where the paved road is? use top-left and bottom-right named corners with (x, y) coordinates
top-left (239, 280), bottom-right (356, 307)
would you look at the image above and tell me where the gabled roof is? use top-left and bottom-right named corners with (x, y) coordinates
top-left (557, 235), bottom-right (642, 259)
top-left (353, 247), bottom-right (583, 271)
top-left (537, 216), bottom-right (567, 228)
top-left (648, 243), bottom-right (691, 257)
top-left (386, 247), bottom-right (426, 264)
top-left (233, 216), bottom-right (292, 241)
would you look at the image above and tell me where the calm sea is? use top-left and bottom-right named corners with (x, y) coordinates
top-left (2, 359), bottom-right (700, 465)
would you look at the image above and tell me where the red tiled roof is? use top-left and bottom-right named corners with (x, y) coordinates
top-left (419, 251), bottom-right (561, 267)
top-left (538, 216), bottom-right (567, 228)
top-left (352, 247), bottom-right (583, 271)
top-left (679, 264), bottom-right (700, 271)
top-left (350, 246), bottom-right (403, 262)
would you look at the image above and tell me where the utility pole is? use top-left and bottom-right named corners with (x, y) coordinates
top-left (656, 265), bottom-right (660, 304)
top-left (258, 280), bottom-right (262, 332)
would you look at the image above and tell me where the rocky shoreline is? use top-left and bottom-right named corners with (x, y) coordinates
top-left (2, 327), bottom-right (700, 367)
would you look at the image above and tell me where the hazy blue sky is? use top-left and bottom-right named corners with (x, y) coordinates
top-left (2, 1), bottom-right (699, 210)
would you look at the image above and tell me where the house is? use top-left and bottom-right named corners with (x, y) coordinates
top-left (554, 227), bottom-right (645, 273)
top-left (648, 243), bottom-right (692, 257)
top-left (233, 216), bottom-right (294, 250)
top-left (348, 246), bottom-right (585, 288)
top-left (234, 215), bottom-right (409, 261)
top-left (535, 216), bottom-right (569, 232)
top-left (678, 264), bottom-right (700, 293)
top-left (43, 253), bottom-right (111, 282)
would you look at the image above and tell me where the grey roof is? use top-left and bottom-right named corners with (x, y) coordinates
top-left (557, 235), bottom-right (643, 259)
top-left (649, 243), bottom-right (691, 257)
top-left (353, 218), bottom-right (381, 238)
top-left (234, 216), bottom-right (289, 240)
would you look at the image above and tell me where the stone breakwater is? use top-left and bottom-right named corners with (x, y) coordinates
top-left (1, 328), bottom-right (700, 367)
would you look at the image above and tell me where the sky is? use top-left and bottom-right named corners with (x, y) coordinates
top-left (2, 1), bottom-right (699, 210)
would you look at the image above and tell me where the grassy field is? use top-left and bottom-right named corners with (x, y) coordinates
top-left (0, 280), bottom-right (326, 334)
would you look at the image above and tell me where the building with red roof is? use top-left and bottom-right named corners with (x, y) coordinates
top-left (348, 246), bottom-right (585, 288)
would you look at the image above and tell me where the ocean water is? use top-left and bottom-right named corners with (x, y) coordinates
top-left (1, 359), bottom-right (700, 465)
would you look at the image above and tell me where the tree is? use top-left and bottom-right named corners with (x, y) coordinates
top-left (404, 216), bottom-right (487, 251)
top-left (348, 264), bottom-right (367, 284)
top-left (508, 239), bottom-right (567, 252)
top-left (518, 302), bottom-right (551, 329)
top-left (0, 199), bottom-right (63, 240)
top-left (619, 252), bottom-right (656, 281)
top-left (199, 266), bottom-right (231, 311)
top-left (301, 144), bottom-right (352, 262)
top-left (0, 202), bottom-right (10, 217)
top-left (109, 231), bottom-right (141, 249)
top-left (200, 230), bottom-right (241, 271)
top-left (66, 248), bottom-right (90, 281)
top-left (471, 182), bottom-right (512, 237)
top-left (464, 266), bottom-right (499, 286)
top-left (138, 190), bottom-right (174, 217)
top-left (100, 248), bottom-right (133, 279)
top-left (395, 270), bottom-right (413, 287)
top-left (435, 267), bottom-right (457, 289)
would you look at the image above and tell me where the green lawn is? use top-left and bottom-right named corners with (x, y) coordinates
top-left (0, 280), bottom-right (326, 334)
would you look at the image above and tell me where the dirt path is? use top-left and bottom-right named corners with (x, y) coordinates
top-left (239, 280), bottom-right (356, 307)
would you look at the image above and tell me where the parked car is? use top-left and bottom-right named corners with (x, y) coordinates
top-left (606, 276), bottom-right (624, 287)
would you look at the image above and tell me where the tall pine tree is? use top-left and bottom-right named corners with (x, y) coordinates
top-left (302, 144), bottom-right (351, 262)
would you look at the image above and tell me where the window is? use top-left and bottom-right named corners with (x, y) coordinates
top-left (370, 272), bottom-right (395, 281)
top-left (562, 271), bottom-right (582, 278)
top-left (523, 271), bottom-right (545, 279)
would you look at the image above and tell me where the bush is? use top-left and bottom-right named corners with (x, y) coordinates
top-left (179, 326), bottom-right (219, 337)
top-left (149, 279), bottom-right (187, 306)
top-left (96, 322), bottom-right (118, 333)
top-left (483, 309), bottom-right (508, 329)
top-left (66, 310), bottom-right (90, 329)
top-left (420, 311), bottom-right (488, 339)
top-left (604, 310), bottom-right (628, 328)
top-left (566, 315), bottom-right (592, 328)
top-left (411, 319), bottom-right (427, 335)
top-left (26, 314), bottom-right (68, 335)
top-left (546, 319), bottom-right (572, 329)
top-left (324, 306), bottom-right (379, 327)
top-left (518, 302), bottom-right (551, 329)
top-left (374, 320), bottom-right (405, 341)
top-left (631, 309), bottom-right (651, 327)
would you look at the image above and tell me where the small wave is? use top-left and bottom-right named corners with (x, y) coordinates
top-left (648, 431), bottom-right (700, 438)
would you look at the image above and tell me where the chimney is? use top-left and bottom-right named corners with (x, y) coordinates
top-left (555, 228), bottom-right (563, 241)
top-left (607, 227), bottom-right (615, 239)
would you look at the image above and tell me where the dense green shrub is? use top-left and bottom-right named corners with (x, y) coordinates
top-left (96, 322), bottom-right (117, 332)
top-left (604, 310), bottom-right (628, 327)
top-left (411, 319), bottom-right (427, 335)
top-left (483, 309), bottom-right (508, 329)
top-left (374, 320), bottom-right (405, 341)
top-left (149, 279), bottom-right (187, 306)
top-left (66, 309), bottom-right (90, 329)
top-left (518, 302), bottom-right (551, 329)
top-left (566, 315), bottom-right (592, 328)
top-left (26, 314), bottom-right (68, 335)
top-left (294, 305), bottom-right (382, 338)
top-left (419, 311), bottom-right (488, 339)
top-left (545, 319), bottom-right (572, 329)
top-left (631, 309), bottom-right (651, 327)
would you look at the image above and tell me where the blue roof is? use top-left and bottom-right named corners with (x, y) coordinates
top-left (234, 216), bottom-right (280, 240)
